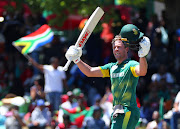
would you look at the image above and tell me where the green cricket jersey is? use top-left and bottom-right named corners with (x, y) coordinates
top-left (100, 58), bottom-right (139, 108)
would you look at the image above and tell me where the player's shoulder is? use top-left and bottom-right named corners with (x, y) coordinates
top-left (103, 62), bottom-right (116, 67)
top-left (108, 62), bottom-right (117, 66)
top-left (100, 62), bottom-right (116, 70)
top-left (128, 60), bottom-right (139, 66)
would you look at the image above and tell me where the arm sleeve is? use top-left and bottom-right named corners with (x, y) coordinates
top-left (130, 61), bottom-right (139, 77)
top-left (43, 65), bottom-right (49, 73)
top-left (58, 66), bottom-right (66, 79)
top-left (99, 63), bottom-right (112, 78)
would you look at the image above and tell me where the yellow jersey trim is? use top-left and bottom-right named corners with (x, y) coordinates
top-left (99, 67), bottom-right (110, 77)
top-left (122, 111), bottom-right (131, 129)
top-left (130, 66), bottom-right (138, 77)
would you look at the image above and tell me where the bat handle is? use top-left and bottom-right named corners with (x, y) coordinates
top-left (63, 60), bottom-right (71, 71)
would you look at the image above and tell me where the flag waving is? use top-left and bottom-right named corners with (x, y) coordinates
top-left (13, 24), bottom-right (54, 54)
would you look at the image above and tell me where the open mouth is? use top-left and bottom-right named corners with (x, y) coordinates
top-left (115, 53), bottom-right (120, 55)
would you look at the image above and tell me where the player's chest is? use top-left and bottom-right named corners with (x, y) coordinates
top-left (110, 64), bottom-right (129, 78)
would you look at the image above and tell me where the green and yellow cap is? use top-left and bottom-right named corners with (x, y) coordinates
top-left (119, 24), bottom-right (144, 43)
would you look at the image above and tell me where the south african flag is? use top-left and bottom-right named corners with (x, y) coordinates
top-left (13, 24), bottom-right (54, 54)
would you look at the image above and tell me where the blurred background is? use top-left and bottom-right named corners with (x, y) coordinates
top-left (0, 0), bottom-right (180, 129)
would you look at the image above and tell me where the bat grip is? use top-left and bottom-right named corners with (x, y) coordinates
top-left (63, 60), bottom-right (71, 71)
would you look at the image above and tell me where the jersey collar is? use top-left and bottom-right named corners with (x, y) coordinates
top-left (115, 58), bottom-right (131, 65)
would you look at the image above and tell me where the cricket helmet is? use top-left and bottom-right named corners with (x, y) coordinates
top-left (119, 24), bottom-right (144, 50)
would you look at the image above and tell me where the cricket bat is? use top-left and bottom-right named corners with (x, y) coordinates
top-left (63, 7), bottom-right (104, 71)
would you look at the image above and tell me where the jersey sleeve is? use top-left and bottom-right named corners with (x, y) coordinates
top-left (129, 61), bottom-right (139, 77)
top-left (99, 63), bottom-right (112, 77)
top-left (43, 65), bottom-right (50, 73)
top-left (58, 66), bottom-right (66, 79)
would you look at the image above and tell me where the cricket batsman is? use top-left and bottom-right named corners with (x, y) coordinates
top-left (65, 24), bottom-right (151, 129)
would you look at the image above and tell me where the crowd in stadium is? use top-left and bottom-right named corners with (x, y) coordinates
top-left (0, 5), bottom-right (180, 129)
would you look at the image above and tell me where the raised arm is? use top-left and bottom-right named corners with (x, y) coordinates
top-left (135, 57), bottom-right (148, 76)
top-left (135, 36), bottom-right (151, 76)
top-left (76, 60), bottom-right (103, 77)
top-left (65, 45), bottom-right (103, 77)
top-left (28, 57), bottom-right (44, 72)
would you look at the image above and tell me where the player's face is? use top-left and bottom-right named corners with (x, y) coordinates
top-left (112, 40), bottom-right (128, 61)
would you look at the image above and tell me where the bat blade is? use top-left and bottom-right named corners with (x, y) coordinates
top-left (63, 7), bottom-right (104, 71)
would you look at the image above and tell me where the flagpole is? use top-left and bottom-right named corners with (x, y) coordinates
top-left (12, 43), bottom-right (31, 60)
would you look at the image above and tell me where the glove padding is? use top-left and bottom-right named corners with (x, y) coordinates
top-left (65, 45), bottom-right (82, 63)
top-left (138, 36), bottom-right (151, 57)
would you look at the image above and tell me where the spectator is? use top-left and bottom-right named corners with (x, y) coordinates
top-left (146, 110), bottom-right (170, 129)
top-left (30, 75), bottom-right (45, 101)
top-left (140, 100), bottom-right (154, 124)
top-left (151, 64), bottom-right (174, 84)
top-left (62, 91), bottom-right (77, 109)
top-left (29, 99), bottom-right (51, 129)
top-left (72, 88), bottom-right (87, 108)
top-left (56, 114), bottom-right (77, 129)
top-left (28, 75), bottom-right (45, 113)
top-left (28, 56), bottom-right (67, 114)
top-left (170, 91), bottom-right (180, 129)
top-left (82, 107), bottom-right (107, 129)
top-left (5, 105), bottom-right (26, 129)
top-left (58, 91), bottom-right (77, 124)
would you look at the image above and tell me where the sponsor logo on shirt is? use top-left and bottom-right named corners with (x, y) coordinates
top-left (111, 72), bottom-right (125, 78)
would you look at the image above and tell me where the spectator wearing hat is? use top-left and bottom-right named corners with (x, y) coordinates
top-left (29, 99), bottom-right (51, 129)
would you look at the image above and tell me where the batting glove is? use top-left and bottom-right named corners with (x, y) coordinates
top-left (138, 36), bottom-right (151, 57)
top-left (65, 45), bottom-right (82, 64)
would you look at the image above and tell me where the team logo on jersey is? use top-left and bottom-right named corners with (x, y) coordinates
top-left (122, 64), bottom-right (126, 69)
top-left (111, 65), bottom-right (118, 72)
top-left (133, 28), bottom-right (138, 35)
